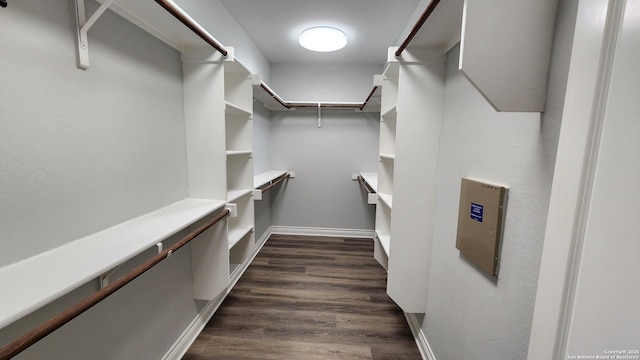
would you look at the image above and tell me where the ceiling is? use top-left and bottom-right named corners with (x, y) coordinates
top-left (220, 0), bottom-right (422, 65)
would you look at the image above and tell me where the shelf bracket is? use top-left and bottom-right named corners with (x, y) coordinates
top-left (75, 0), bottom-right (114, 69)
top-left (317, 103), bottom-right (322, 128)
top-left (99, 263), bottom-right (122, 289)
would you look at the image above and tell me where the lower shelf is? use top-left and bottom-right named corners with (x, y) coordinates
top-left (229, 263), bottom-right (242, 277)
top-left (375, 230), bottom-right (391, 256)
top-left (228, 225), bottom-right (254, 249)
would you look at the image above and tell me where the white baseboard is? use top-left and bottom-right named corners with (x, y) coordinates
top-left (405, 313), bottom-right (436, 360)
top-left (163, 227), bottom-right (273, 360)
top-left (270, 226), bottom-right (375, 239)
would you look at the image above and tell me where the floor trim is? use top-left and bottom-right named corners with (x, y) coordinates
top-left (270, 226), bottom-right (375, 239)
top-left (163, 227), bottom-right (273, 360)
top-left (405, 313), bottom-right (437, 360)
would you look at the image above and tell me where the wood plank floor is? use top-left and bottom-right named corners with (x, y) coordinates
top-left (183, 234), bottom-right (422, 360)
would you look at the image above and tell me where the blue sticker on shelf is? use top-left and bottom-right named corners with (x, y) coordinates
top-left (470, 203), bottom-right (484, 222)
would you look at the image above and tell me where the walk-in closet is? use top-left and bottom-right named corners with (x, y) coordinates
top-left (1, 0), bottom-right (638, 359)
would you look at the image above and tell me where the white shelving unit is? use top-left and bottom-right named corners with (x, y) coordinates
top-left (371, 47), bottom-right (446, 313)
top-left (373, 63), bottom-right (399, 270)
top-left (223, 58), bottom-right (256, 274)
top-left (0, 198), bottom-right (226, 329)
top-left (182, 46), bottom-right (256, 296)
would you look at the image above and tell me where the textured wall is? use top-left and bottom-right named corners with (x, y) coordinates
top-left (422, 37), bottom-right (569, 359)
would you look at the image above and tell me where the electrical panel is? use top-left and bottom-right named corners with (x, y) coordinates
top-left (456, 178), bottom-right (508, 277)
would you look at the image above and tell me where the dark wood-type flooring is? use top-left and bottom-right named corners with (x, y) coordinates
top-left (183, 234), bottom-right (422, 360)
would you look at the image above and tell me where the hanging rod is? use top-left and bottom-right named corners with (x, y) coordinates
top-left (289, 102), bottom-right (364, 110)
top-left (259, 81), bottom-right (379, 111)
top-left (360, 86), bottom-right (380, 111)
top-left (395, 0), bottom-right (442, 57)
top-left (357, 175), bottom-right (375, 194)
top-left (154, 0), bottom-right (228, 56)
top-left (0, 209), bottom-right (230, 360)
top-left (260, 173), bottom-right (290, 193)
top-left (260, 82), bottom-right (291, 109)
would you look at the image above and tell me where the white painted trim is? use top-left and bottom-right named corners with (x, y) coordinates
top-left (270, 226), bottom-right (375, 239)
top-left (405, 313), bottom-right (436, 360)
top-left (554, 1), bottom-right (624, 357)
top-left (526, 1), bottom-right (624, 359)
top-left (163, 227), bottom-right (273, 360)
top-left (162, 291), bottom-right (225, 360)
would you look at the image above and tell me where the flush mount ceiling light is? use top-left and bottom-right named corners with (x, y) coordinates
top-left (299, 26), bottom-right (347, 52)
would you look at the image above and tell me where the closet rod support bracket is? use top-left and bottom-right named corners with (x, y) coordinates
top-left (225, 204), bottom-right (238, 218)
top-left (99, 263), bottom-right (122, 289)
top-left (75, 0), bottom-right (114, 69)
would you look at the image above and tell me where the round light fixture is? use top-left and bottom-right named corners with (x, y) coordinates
top-left (298, 27), bottom-right (347, 52)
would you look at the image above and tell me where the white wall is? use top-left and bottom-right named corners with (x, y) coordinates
top-left (419, 0), bottom-right (577, 358)
top-left (266, 64), bottom-right (381, 232)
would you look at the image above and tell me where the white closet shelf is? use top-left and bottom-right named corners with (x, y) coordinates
top-left (227, 189), bottom-right (253, 202)
top-left (383, 62), bottom-right (400, 78)
top-left (224, 58), bottom-right (251, 76)
top-left (359, 172), bottom-right (378, 192)
top-left (225, 101), bottom-right (252, 117)
top-left (0, 198), bottom-right (226, 329)
top-left (229, 263), bottom-right (242, 277)
top-left (226, 150), bottom-right (252, 156)
top-left (379, 153), bottom-right (396, 161)
top-left (254, 170), bottom-right (288, 188)
top-left (228, 225), bottom-right (254, 250)
top-left (96, 0), bottom-right (219, 51)
top-left (378, 193), bottom-right (393, 209)
top-left (375, 231), bottom-right (391, 257)
top-left (381, 105), bottom-right (398, 121)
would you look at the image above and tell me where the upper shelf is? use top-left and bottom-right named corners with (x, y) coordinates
top-left (97, 0), bottom-right (215, 52)
top-left (360, 172), bottom-right (378, 192)
top-left (404, 0), bottom-right (464, 53)
top-left (0, 198), bottom-right (226, 330)
top-left (396, 0), bottom-right (557, 112)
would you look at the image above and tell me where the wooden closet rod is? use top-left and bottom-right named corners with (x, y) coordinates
top-left (357, 176), bottom-right (375, 194)
top-left (0, 209), bottom-right (230, 360)
top-left (260, 82), bottom-right (292, 109)
top-left (291, 103), bottom-right (364, 109)
top-left (395, 0), bottom-right (442, 57)
top-left (360, 86), bottom-right (379, 111)
top-left (154, 0), bottom-right (228, 56)
top-left (261, 173), bottom-right (290, 193)
top-left (260, 81), bottom-right (379, 111)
